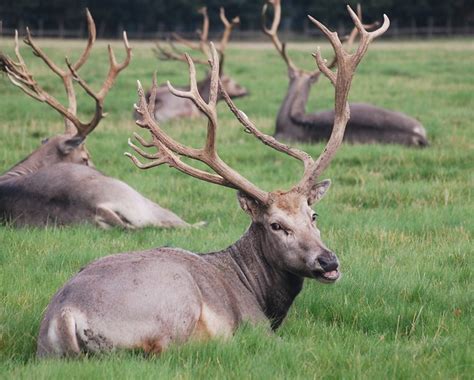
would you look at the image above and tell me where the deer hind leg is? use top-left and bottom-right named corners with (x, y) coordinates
top-left (37, 308), bottom-right (81, 358)
top-left (94, 206), bottom-right (133, 229)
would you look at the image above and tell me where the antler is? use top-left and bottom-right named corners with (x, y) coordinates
top-left (154, 39), bottom-right (209, 65)
top-left (263, 1), bottom-right (382, 78)
top-left (156, 6), bottom-right (239, 68)
top-left (129, 8), bottom-right (388, 203)
top-left (0, 9), bottom-right (131, 138)
top-left (219, 7), bottom-right (240, 54)
top-left (169, 6), bottom-right (210, 58)
top-left (294, 6), bottom-right (389, 193)
top-left (262, 0), bottom-right (298, 72)
top-left (127, 43), bottom-right (269, 204)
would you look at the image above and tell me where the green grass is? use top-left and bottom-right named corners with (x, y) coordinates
top-left (0, 38), bottom-right (473, 379)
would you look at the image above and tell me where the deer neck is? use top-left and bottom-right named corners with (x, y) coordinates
top-left (275, 75), bottom-right (315, 139)
top-left (0, 150), bottom-right (44, 182)
top-left (205, 223), bottom-right (303, 330)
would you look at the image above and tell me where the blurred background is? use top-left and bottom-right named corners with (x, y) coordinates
top-left (1, 0), bottom-right (473, 40)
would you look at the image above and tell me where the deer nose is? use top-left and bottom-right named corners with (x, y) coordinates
top-left (317, 252), bottom-right (339, 272)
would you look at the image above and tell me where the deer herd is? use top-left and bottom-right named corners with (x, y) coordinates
top-left (1, 1), bottom-right (421, 358)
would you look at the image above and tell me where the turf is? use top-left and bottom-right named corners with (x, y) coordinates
top-left (0, 37), bottom-right (473, 379)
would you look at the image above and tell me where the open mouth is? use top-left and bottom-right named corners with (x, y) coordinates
top-left (313, 269), bottom-right (341, 283)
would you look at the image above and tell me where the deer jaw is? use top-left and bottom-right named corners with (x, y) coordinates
top-left (238, 180), bottom-right (340, 284)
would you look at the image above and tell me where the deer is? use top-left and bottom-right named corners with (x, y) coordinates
top-left (139, 6), bottom-right (248, 123)
top-left (263, 0), bottom-right (428, 147)
top-left (36, 7), bottom-right (389, 357)
top-left (0, 10), bottom-right (189, 228)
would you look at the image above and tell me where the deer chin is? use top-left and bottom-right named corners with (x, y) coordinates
top-left (312, 269), bottom-right (341, 284)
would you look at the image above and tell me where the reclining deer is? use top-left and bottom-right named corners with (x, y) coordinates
top-left (141, 6), bottom-right (248, 122)
top-left (36, 7), bottom-right (389, 357)
top-left (0, 10), bottom-right (189, 228)
top-left (263, 0), bottom-right (428, 147)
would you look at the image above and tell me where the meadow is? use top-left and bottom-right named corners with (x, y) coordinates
top-left (0, 36), bottom-right (473, 379)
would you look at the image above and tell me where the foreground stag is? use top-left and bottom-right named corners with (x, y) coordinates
top-left (263, 0), bottom-right (427, 147)
top-left (146, 6), bottom-right (248, 122)
top-left (37, 8), bottom-right (389, 357)
top-left (0, 10), bottom-right (188, 228)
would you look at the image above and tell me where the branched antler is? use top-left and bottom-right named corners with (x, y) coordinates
top-left (219, 7), bottom-right (240, 53)
top-left (295, 6), bottom-right (389, 193)
top-left (156, 6), bottom-right (239, 68)
top-left (127, 43), bottom-right (269, 203)
top-left (128, 8), bottom-right (389, 203)
top-left (263, 1), bottom-right (382, 78)
top-left (0, 9), bottom-right (131, 138)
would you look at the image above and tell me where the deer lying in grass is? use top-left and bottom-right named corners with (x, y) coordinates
top-left (0, 10), bottom-right (188, 228)
top-left (36, 8), bottom-right (389, 357)
top-left (142, 6), bottom-right (248, 122)
top-left (263, 0), bottom-right (428, 147)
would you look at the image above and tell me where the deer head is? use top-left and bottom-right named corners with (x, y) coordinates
top-left (127, 10), bottom-right (389, 283)
top-left (0, 9), bottom-right (131, 169)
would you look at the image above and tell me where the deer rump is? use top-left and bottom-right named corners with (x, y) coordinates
top-left (285, 102), bottom-right (428, 147)
top-left (0, 163), bottom-right (187, 228)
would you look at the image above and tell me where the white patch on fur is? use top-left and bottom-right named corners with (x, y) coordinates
top-left (47, 317), bottom-right (61, 354)
top-left (199, 304), bottom-right (233, 339)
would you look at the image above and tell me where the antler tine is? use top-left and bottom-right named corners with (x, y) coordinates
top-left (128, 44), bottom-right (270, 204)
top-left (309, 3), bottom-right (380, 79)
top-left (219, 7), bottom-right (240, 54)
top-left (154, 40), bottom-right (209, 65)
top-left (0, 10), bottom-right (130, 137)
top-left (262, 0), bottom-right (298, 72)
top-left (67, 30), bottom-right (132, 137)
top-left (197, 6), bottom-right (210, 46)
top-left (167, 46), bottom-right (218, 152)
top-left (127, 79), bottom-right (233, 187)
top-left (71, 8), bottom-right (96, 71)
top-left (24, 27), bottom-right (65, 78)
top-left (295, 8), bottom-right (389, 194)
top-left (171, 32), bottom-right (201, 51)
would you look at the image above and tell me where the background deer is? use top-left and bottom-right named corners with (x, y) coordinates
top-left (0, 10), bottom-right (189, 228)
top-left (37, 8), bottom-right (389, 357)
top-left (263, 0), bottom-right (428, 147)
top-left (138, 6), bottom-right (248, 122)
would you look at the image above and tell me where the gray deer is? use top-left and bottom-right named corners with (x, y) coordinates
top-left (263, 0), bottom-right (428, 147)
top-left (0, 10), bottom-right (188, 228)
top-left (142, 6), bottom-right (248, 122)
top-left (36, 9), bottom-right (389, 357)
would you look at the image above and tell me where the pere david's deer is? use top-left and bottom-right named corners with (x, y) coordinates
top-left (36, 8), bottom-right (389, 357)
top-left (141, 6), bottom-right (248, 122)
top-left (263, 0), bottom-right (428, 147)
top-left (0, 10), bottom-right (188, 228)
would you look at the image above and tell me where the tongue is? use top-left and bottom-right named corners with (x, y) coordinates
top-left (323, 270), bottom-right (338, 279)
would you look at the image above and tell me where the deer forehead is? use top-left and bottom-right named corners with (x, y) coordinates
top-left (268, 191), bottom-right (309, 217)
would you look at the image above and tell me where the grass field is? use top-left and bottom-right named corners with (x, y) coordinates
top-left (0, 37), bottom-right (473, 379)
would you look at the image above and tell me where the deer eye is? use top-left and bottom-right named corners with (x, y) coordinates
top-left (312, 213), bottom-right (319, 222)
top-left (270, 223), bottom-right (282, 231)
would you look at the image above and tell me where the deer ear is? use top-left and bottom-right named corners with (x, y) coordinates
top-left (58, 136), bottom-right (84, 155)
top-left (237, 191), bottom-right (263, 218)
top-left (307, 179), bottom-right (331, 205)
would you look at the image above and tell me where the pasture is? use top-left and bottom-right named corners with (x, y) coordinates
top-left (0, 37), bottom-right (473, 378)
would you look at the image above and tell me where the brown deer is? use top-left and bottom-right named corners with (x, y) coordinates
top-left (36, 8), bottom-right (389, 357)
top-left (140, 6), bottom-right (248, 122)
top-left (263, 0), bottom-right (428, 147)
top-left (0, 10), bottom-right (188, 228)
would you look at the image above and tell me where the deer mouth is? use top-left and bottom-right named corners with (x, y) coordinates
top-left (313, 269), bottom-right (340, 283)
